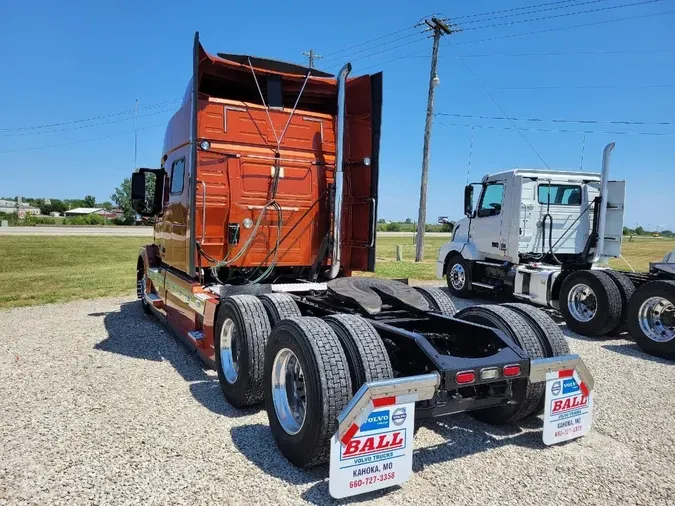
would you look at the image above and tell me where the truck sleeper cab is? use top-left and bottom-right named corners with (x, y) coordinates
top-left (132, 33), bottom-right (594, 474)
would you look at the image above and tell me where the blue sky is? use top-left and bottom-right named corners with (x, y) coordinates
top-left (1, 0), bottom-right (673, 230)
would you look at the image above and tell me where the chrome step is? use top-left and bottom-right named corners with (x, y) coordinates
top-left (476, 260), bottom-right (507, 267)
top-left (187, 331), bottom-right (204, 341)
top-left (472, 282), bottom-right (498, 290)
top-left (144, 293), bottom-right (164, 308)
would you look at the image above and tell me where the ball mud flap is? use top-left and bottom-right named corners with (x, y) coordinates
top-left (529, 355), bottom-right (595, 446)
top-left (330, 355), bottom-right (595, 499)
top-left (330, 373), bottom-right (439, 499)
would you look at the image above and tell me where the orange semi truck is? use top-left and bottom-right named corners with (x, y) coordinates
top-left (132, 33), bottom-right (595, 497)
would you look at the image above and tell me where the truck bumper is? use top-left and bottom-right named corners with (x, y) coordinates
top-left (336, 353), bottom-right (594, 443)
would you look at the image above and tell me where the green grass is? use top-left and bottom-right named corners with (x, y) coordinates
top-left (0, 235), bottom-right (672, 309)
top-left (0, 236), bottom-right (147, 309)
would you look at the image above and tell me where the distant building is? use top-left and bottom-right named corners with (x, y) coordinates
top-left (0, 199), bottom-right (17, 213)
top-left (49, 211), bottom-right (62, 217)
top-left (64, 207), bottom-right (123, 219)
top-left (65, 207), bottom-right (103, 217)
top-left (0, 199), bottom-right (40, 215)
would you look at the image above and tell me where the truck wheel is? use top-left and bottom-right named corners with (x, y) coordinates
top-left (602, 270), bottom-right (635, 334)
top-left (627, 280), bottom-right (675, 359)
top-left (259, 293), bottom-right (301, 326)
top-left (264, 317), bottom-right (351, 468)
top-left (137, 261), bottom-right (152, 315)
top-left (215, 295), bottom-right (271, 408)
top-left (414, 286), bottom-right (457, 316)
top-left (456, 305), bottom-right (545, 424)
top-left (324, 314), bottom-right (393, 393)
top-left (137, 277), bottom-right (152, 315)
top-left (446, 255), bottom-right (472, 299)
top-left (502, 303), bottom-right (570, 414)
top-left (559, 270), bottom-right (622, 336)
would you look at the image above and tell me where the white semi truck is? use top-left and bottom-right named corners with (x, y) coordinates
top-left (436, 143), bottom-right (675, 359)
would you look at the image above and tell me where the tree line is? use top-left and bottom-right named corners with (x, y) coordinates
top-left (623, 226), bottom-right (673, 237)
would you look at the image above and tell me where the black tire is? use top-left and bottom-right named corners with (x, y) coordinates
top-left (602, 270), bottom-right (635, 334)
top-left (455, 305), bottom-right (546, 424)
top-left (502, 302), bottom-right (570, 414)
top-left (214, 295), bottom-right (271, 408)
top-left (264, 317), bottom-right (352, 468)
top-left (559, 270), bottom-right (622, 336)
top-left (414, 286), bottom-right (457, 316)
top-left (137, 277), bottom-right (152, 315)
top-left (502, 303), bottom-right (570, 358)
top-left (137, 261), bottom-right (153, 315)
top-left (627, 280), bottom-right (675, 359)
top-left (259, 293), bottom-right (302, 326)
top-left (324, 314), bottom-right (393, 393)
top-left (445, 254), bottom-right (473, 298)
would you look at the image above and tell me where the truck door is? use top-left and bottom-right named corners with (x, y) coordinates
top-left (340, 72), bottom-right (382, 273)
top-left (472, 181), bottom-right (506, 260)
top-left (163, 155), bottom-right (189, 272)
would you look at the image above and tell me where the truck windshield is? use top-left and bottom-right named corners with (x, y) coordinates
top-left (538, 184), bottom-right (581, 206)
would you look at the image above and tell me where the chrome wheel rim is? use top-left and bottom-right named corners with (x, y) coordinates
top-left (567, 283), bottom-right (597, 322)
top-left (271, 348), bottom-right (306, 435)
top-left (450, 263), bottom-right (466, 290)
top-left (220, 318), bottom-right (239, 384)
top-left (638, 296), bottom-right (675, 343)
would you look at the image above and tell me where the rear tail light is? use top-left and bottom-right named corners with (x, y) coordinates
top-left (480, 368), bottom-right (499, 380)
top-left (503, 364), bottom-right (521, 377)
top-left (455, 371), bottom-right (476, 385)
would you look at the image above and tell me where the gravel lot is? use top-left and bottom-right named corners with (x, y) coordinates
top-left (1, 293), bottom-right (674, 505)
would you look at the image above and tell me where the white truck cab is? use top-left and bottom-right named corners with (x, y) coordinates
top-left (437, 143), bottom-right (631, 336)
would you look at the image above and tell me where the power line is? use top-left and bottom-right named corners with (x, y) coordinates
top-left (0, 98), bottom-right (181, 133)
top-left (457, 83), bottom-right (675, 89)
top-left (442, 35), bottom-right (552, 169)
top-left (463, 0), bottom-right (665, 32)
top-left (453, 0), bottom-right (593, 21)
top-left (454, 8), bottom-right (674, 45)
top-left (343, 9), bottom-right (672, 73)
top-left (2, 108), bottom-right (177, 137)
top-left (0, 124), bottom-right (165, 155)
top-left (460, 0), bottom-right (610, 25)
top-left (325, 34), bottom-right (430, 70)
top-left (320, 25), bottom-right (418, 58)
top-left (321, 30), bottom-right (427, 65)
top-left (436, 121), bottom-right (675, 136)
top-left (437, 112), bottom-right (675, 126)
top-left (447, 48), bottom-right (675, 57)
top-left (358, 46), bottom-right (432, 72)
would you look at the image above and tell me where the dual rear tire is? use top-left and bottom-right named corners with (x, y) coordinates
top-left (214, 293), bottom-right (394, 468)
top-left (455, 303), bottom-right (570, 424)
top-left (559, 269), bottom-right (631, 337)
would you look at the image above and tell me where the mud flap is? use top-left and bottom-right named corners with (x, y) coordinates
top-left (530, 356), bottom-right (595, 445)
top-left (329, 373), bottom-right (439, 499)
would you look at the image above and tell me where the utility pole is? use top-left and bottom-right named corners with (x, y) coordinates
top-left (133, 99), bottom-right (139, 170)
top-left (415, 17), bottom-right (452, 262)
top-left (302, 49), bottom-right (322, 69)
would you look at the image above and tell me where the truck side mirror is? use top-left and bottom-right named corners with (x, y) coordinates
top-left (464, 185), bottom-right (474, 218)
top-left (131, 168), bottom-right (166, 216)
top-left (131, 172), bottom-right (146, 214)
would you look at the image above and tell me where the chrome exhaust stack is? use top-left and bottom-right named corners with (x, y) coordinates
top-left (327, 63), bottom-right (352, 279)
top-left (592, 141), bottom-right (615, 264)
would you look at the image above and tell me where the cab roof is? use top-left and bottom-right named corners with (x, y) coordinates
top-left (483, 168), bottom-right (601, 183)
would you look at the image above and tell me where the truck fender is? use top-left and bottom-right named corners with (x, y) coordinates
top-left (137, 244), bottom-right (160, 281)
top-left (436, 241), bottom-right (482, 279)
